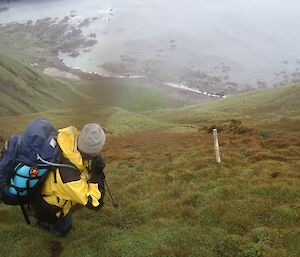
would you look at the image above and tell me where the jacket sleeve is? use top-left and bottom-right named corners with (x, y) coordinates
top-left (57, 160), bottom-right (105, 210)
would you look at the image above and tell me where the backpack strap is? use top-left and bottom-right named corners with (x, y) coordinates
top-left (36, 154), bottom-right (78, 171)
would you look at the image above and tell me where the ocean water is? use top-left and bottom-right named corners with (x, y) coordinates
top-left (1, 0), bottom-right (300, 94)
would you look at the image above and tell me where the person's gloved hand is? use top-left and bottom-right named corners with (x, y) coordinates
top-left (92, 155), bottom-right (105, 172)
top-left (90, 155), bottom-right (105, 181)
top-left (89, 155), bottom-right (106, 207)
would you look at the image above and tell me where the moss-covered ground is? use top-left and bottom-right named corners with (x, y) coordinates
top-left (0, 82), bottom-right (299, 257)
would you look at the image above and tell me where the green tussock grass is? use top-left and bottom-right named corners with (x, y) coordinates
top-left (0, 72), bottom-right (299, 256)
top-left (0, 53), bottom-right (86, 116)
top-left (148, 84), bottom-right (300, 125)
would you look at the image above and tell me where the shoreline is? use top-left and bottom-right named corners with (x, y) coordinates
top-left (0, 15), bottom-right (227, 102)
top-left (57, 56), bottom-right (226, 100)
top-left (1, 3), bottom-right (300, 96)
top-left (60, 59), bottom-right (227, 99)
top-left (164, 82), bottom-right (226, 98)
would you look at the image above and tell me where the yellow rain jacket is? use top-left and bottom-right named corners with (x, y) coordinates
top-left (41, 126), bottom-right (104, 218)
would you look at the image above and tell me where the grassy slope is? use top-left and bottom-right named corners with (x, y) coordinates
top-left (147, 84), bottom-right (300, 123)
top-left (0, 53), bottom-right (86, 116)
top-left (0, 84), bottom-right (299, 257)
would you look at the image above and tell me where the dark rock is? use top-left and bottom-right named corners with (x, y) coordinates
top-left (78, 18), bottom-right (90, 28)
top-left (83, 39), bottom-right (97, 47)
top-left (68, 51), bottom-right (80, 57)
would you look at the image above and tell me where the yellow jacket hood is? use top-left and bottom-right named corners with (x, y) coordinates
top-left (57, 126), bottom-right (84, 170)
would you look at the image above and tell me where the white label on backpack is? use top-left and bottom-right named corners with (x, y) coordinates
top-left (50, 138), bottom-right (57, 148)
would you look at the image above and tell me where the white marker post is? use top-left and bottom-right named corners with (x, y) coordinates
top-left (213, 128), bottom-right (221, 171)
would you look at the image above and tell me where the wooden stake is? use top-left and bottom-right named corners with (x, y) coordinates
top-left (213, 128), bottom-right (221, 171)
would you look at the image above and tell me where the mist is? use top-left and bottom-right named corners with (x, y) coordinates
top-left (1, 0), bottom-right (300, 94)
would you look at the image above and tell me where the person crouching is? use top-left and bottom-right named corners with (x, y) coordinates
top-left (32, 123), bottom-right (106, 236)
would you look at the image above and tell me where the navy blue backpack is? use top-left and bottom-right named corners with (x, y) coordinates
top-left (0, 118), bottom-right (60, 223)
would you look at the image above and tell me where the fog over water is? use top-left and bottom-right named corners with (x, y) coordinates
top-left (1, 0), bottom-right (300, 93)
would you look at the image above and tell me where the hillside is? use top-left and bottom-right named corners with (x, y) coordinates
top-left (0, 54), bottom-right (85, 116)
top-left (0, 82), bottom-right (299, 257)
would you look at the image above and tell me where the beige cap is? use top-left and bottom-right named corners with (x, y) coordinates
top-left (77, 123), bottom-right (106, 155)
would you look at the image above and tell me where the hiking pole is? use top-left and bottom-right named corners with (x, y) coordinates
top-left (20, 204), bottom-right (30, 225)
top-left (104, 178), bottom-right (118, 208)
top-left (103, 174), bottom-right (127, 229)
